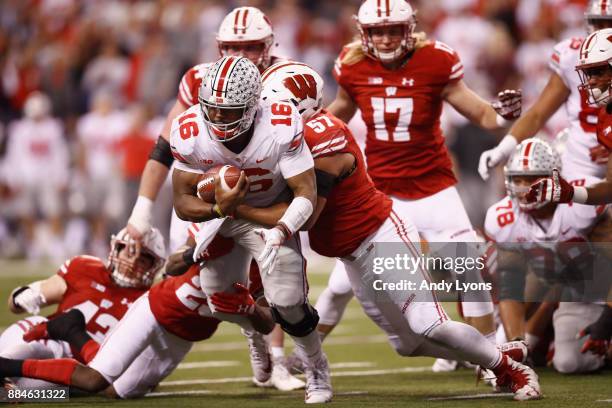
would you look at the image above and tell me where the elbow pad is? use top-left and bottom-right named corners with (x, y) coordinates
top-left (149, 136), bottom-right (174, 168)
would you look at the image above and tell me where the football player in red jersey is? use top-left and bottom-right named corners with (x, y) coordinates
top-left (326, 0), bottom-right (519, 369)
top-left (0, 230), bottom-right (277, 399)
top-left (0, 228), bottom-right (165, 391)
top-left (235, 61), bottom-right (540, 401)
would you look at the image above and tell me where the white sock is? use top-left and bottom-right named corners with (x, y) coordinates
top-left (291, 331), bottom-right (322, 364)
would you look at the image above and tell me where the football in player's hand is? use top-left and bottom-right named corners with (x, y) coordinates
top-left (197, 164), bottom-right (241, 203)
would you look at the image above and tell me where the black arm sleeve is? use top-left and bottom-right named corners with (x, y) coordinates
top-left (149, 136), bottom-right (174, 168)
top-left (315, 169), bottom-right (336, 198)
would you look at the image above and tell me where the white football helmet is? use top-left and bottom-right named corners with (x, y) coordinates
top-left (217, 7), bottom-right (274, 71)
top-left (108, 227), bottom-right (165, 289)
top-left (356, 0), bottom-right (417, 63)
top-left (198, 56), bottom-right (262, 142)
top-left (504, 138), bottom-right (562, 210)
top-left (261, 61), bottom-right (324, 121)
top-left (585, 0), bottom-right (612, 32)
top-left (576, 28), bottom-right (612, 106)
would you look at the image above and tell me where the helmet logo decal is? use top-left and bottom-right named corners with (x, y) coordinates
top-left (283, 74), bottom-right (318, 100)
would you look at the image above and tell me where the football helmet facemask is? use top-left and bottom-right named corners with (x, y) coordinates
top-left (217, 7), bottom-right (275, 71)
top-left (198, 56), bottom-right (262, 142)
top-left (108, 227), bottom-right (165, 289)
top-left (504, 138), bottom-right (562, 210)
top-left (356, 0), bottom-right (417, 63)
top-left (576, 28), bottom-right (612, 106)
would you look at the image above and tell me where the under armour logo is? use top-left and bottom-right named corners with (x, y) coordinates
top-left (368, 77), bottom-right (383, 85)
top-left (402, 78), bottom-right (414, 86)
top-left (604, 126), bottom-right (611, 136)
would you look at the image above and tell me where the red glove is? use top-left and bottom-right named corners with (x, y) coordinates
top-left (579, 306), bottom-right (612, 356)
top-left (492, 89), bottom-right (522, 120)
top-left (23, 322), bottom-right (49, 342)
top-left (525, 169), bottom-right (574, 209)
top-left (209, 283), bottom-right (256, 315)
top-left (589, 144), bottom-right (610, 165)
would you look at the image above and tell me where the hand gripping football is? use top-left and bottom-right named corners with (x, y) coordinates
top-left (197, 164), bottom-right (241, 203)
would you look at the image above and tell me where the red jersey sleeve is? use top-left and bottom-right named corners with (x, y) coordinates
top-left (332, 46), bottom-right (356, 95)
top-left (430, 41), bottom-right (464, 83)
top-left (304, 112), bottom-right (351, 160)
top-left (596, 106), bottom-right (612, 151)
top-left (57, 255), bottom-right (106, 288)
top-left (176, 63), bottom-right (211, 109)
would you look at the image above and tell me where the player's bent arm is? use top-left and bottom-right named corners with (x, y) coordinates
top-left (442, 80), bottom-right (506, 130)
top-left (172, 168), bottom-right (217, 222)
top-left (8, 275), bottom-right (67, 314)
top-left (127, 100), bottom-right (186, 236)
top-left (166, 238), bottom-right (197, 277)
top-left (506, 73), bottom-right (570, 143)
top-left (236, 153), bottom-right (354, 229)
top-left (582, 160), bottom-right (612, 204)
top-left (327, 86), bottom-right (358, 124)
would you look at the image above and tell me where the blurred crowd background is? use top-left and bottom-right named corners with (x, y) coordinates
top-left (0, 0), bottom-right (590, 262)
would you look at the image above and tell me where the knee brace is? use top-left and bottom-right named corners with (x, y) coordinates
top-left (271, 303), bottom-right (319, 337)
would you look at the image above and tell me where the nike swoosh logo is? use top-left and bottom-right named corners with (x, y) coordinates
top-left (561, 227), bottom-right (571, 235)
top-left (256, 157), bottom-right (268, 163)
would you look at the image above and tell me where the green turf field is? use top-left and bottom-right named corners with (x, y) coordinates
top-left (0, 259), bottom-right (610, 407)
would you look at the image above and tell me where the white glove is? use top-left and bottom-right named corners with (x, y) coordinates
top-left (254, 226), bottom-right (287, 275)
top-left (12, 285), bottom-right (46, 315)
top-left (478, 135), bottom-right (518, 180)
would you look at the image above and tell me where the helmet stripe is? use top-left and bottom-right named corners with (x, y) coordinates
top-left (385, 0), bottom-right (390, 17)
top-left (214, 57), bottom-right (238, 97)
top-left (261, 61), bottom-right (309, 83)
top-left (233, 9), bottom-right (240, 35)
top-left (377, 0), bottom-right (382, 17)
top-left (522, 141), bottom-right (533, 168)
top-left (242, 8), bottom-right (249, 33)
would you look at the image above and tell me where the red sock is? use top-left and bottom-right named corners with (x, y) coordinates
top-left (22, 358), bottom-right (78, 385)
top-left (80, 340), bottom-right (100, 364)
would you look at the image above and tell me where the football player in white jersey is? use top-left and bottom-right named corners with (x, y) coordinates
top-left (170, 56), bottom-right (331, 404)
top-left (120, 6), bottom-right (300, 391)
top-left (485, 138), bottom-right (610, 373)
top-left (479, 0), bottom-right (612, 183)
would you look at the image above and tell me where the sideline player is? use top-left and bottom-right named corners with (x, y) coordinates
top-left (486, 138), bottom-right (609, 373)
top-left (0, 228), bottom-right (165, 390)
top-left (170, 56), bottom-right (331, 404)
top-left (323, 0), bottom-right (520, 369)
top-left (244, 61), bottom-right (541, 401)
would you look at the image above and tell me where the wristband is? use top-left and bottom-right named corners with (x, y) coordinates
top-left (181, 246), bottom-right (196, 266)
top-left (498, 134), bottom-right (518, 155)
top-left (212, 203), bottom-right (225, 218)
top-left (128, 196), bottom-right (154, 234)
top-left (572, 186), bottom-right (588, 204)
top-left (496, 114), bottom-right (511, 128)
top-left (278, 196), bottom-right (313, 235)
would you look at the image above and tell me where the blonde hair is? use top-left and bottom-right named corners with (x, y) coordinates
top-left (340, 31), bottom-right (429, 66)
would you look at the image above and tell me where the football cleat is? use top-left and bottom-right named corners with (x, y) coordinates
top-left (480, 340), bottom-right (530, 391)
top-left (304, 353), bottom-right (332, 404)
top-left (270, 356), bottom-right (305, 391)
top-left (492, 355), bottom-right (541, 401)
top-left (242, 329), bottom-right (272, 386)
